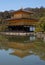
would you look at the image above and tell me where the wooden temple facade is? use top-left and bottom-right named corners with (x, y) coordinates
top-left (5, 9), bottom-right (38, 32)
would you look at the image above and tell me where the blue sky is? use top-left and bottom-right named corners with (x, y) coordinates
top-left (0, 0), bottom-right (45, 11)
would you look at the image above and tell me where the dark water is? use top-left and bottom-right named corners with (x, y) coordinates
top-left (0, 35), bottom-right (45, 65)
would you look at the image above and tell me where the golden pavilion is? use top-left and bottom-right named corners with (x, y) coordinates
top-left (5, 9), bottom-right (38, 32)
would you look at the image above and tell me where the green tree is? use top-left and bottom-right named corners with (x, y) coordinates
top-left (39, 17), bottom-right (45, 32)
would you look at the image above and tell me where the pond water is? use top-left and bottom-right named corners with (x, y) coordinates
top-left (0, 35), bottom-right (45, 65)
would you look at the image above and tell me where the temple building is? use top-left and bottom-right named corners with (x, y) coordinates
top-left (5, 9), bottom-right (38, 32)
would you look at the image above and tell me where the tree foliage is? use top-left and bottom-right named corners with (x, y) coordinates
top-left (39, 17), bottom-right (45, 31)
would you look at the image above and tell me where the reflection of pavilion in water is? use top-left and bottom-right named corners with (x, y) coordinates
top-left (0, 41), bottom-right (45, 59)
top-left (10, 49), bottom-right (33, 58)
top-left (3, 40), bottom-right (45, 59)
top-left (5, 35), bottom-right (36, 42)
top-left (6, 41), bottom-right (45, 59)
top-left (0, 35), bottom-right (45, 59)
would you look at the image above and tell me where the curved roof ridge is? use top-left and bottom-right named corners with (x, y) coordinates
top-left (12, 8), bottom-right (33, 14)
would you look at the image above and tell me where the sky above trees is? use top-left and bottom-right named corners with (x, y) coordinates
top-left (0, 0), bottom-right (45, 11)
